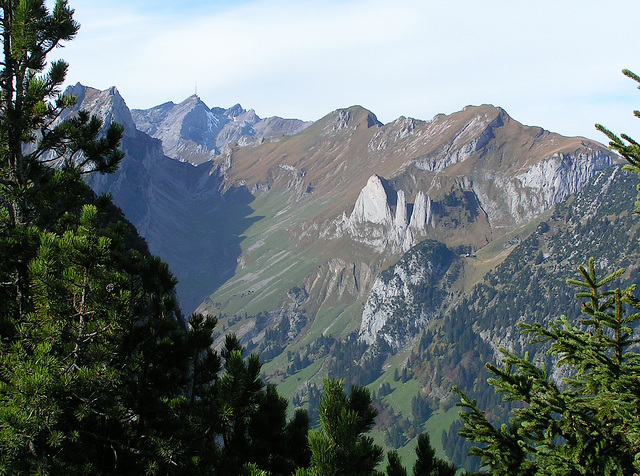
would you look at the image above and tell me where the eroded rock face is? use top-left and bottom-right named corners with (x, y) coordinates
top-left (358, 240), bottom-right (455, 349)
top-left (349, 175), bottom-right (392, 226)
top-left (344, 139), bottom-right (613, 253)
top-left (410, 109), bottom-right (502, 173)
top-left (346, 175), bottom-right (435, 252)
top-left (474, 150), bottom-right (614, 228)
top-left (395, 190), bottom-right (408, 229)
top-left (63, 83), bottom-right (137, 138)
top-left (304, 259), bottom-right (374, 307)
top-left (409, 191), bottom-right (433, 231)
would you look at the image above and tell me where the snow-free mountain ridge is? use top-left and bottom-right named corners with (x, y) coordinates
top-left (66, 83), bottom-right (624, 469)
top-left (67, 84), bottom-right (616, 323)
top-left (131, 94), bottom-right (312, 164)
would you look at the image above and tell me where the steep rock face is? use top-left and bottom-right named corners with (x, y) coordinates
top-left (474, 150), bottom-right (614, 228)
top-left (447, 165), bottom-right (640, 382)
top-left (132, 95), bottom-right (227, 163)
top-left (346, 175), bottom-right (436, 252)
top-left (409, 108), bottom-right (501, 173)
top-left (349, 175), bottom-right (392, 225)
top-left (63, 83), bottom-right (137, 137)
top-left (409, 191), bottom-right (433, 230)
top-left (394, 190), bottom-right (408, 229)
top-left (63, 85), bottom-right (249, 313)
top-left (358, 240), bottom-right (456, 349)
top-left (132, 97), bottom-right (311, 164)
top-left (85, 130), bottom-right (229, 313)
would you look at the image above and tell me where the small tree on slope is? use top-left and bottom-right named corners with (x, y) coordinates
top-left (303, 378), bottom-right (384, 476)
top-left (455, 69), bottom-right (640, 475)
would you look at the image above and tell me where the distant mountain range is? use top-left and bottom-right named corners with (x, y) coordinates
top-left (66, 83), bottom-right (626, 469)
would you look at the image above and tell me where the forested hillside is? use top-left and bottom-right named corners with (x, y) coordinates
top-left (452, 71), bottom-right (640, 474)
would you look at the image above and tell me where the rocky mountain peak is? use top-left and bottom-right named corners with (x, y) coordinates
top-left (409, 191), bottom-right (433, 230)
top-left (349, 175), bottom-right (393, 225)
top-left (225, 103), bottom-right (247, 118)
top-left (64, 83), bottom-right (136, 137)
top-left (323, 106), bottom-right (382, 133)
top-left (346, 175), bottom-right (436, 252)
top-left (131, 96), bottom-right (311, 165)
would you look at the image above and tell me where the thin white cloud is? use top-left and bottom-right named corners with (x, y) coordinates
top-left (51, 0), bottom-right (640, 141)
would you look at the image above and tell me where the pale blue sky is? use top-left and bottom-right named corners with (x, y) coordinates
top-left (50, 0), bottom-right (640, 141)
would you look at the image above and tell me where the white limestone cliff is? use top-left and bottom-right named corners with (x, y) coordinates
top-left (474, 150), bottom-right (614, 228)
top-left (394, 190), bottom-right (408, 229)
top-left (349, 175), bottom-right (392, 226)
top-left (409, 191), bottom-right (434, 230)
top-left (358, 242), bottom-right (452, 348)
top-left (346, 175), bottom-right (434, 252)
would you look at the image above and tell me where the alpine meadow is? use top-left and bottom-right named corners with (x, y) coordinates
top-left (2, 1), bottom-right (640, 475)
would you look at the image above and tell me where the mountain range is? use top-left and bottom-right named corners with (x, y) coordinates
top-left (66, 83), bottom-right (626, 469)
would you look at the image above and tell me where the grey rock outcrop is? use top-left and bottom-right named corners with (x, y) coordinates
top-left (346, 175), bottom-right (434, 252)
top-left (349, 175), bottom-right (392, 226)
top-left (474, 149), bottom-right (614, 228)
top-left (409, 191), bottom-right (433, 230)
top-left (63, 83), bottom-right (137, 138)
top-left (132, 97), bottom-right (311, 165)
top-left (394, 190), bottom-right (408, 229)
top-left (358, 240), bottom-right (455, 349)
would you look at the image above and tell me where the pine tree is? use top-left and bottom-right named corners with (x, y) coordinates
top-left (412, 433), bottom-right (456, 476)
top-left (455, 69), bottom-right (640, 475)
top-left (386, 450), bottom-right (408, 476)
top-left (0, 0), bottom-right (124, 322)
top-left (305, 378), bottom-right (384, 476)
top-left (0, 2), bottom-right (193, 471)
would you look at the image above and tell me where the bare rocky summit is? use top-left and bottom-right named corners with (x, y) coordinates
top-left (131, 95), bottom-right (312, 164)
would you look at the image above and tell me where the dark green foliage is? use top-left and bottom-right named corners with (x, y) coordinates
top-left (285, 409), bottom-right (313, 470)
top-left (411, 394), bottom-right (432, 425)
top-left (442, 419), bottom-right (480, 473)
top-left (306, 378), bottom-right (384, 475)
top-left (378, 381), bottom-right (393, 398)
top-left (386, 450), bottom-right (408, 476)
top-left (456, 261), bottom-right (640, 474)
top-left (0, 0), bottom-right (124, 323)
top-left (285, 331), bottom-right (385, 392)
top-left (384, 420), bottom-right (410, 449)
top-left (0, 200), bottom-right (195, 473)
top-left (328, 333), bottom-right (386, 386)
top-left (412, 433), bottom-right (457, 476)
top-left (428, 164), bottom-right (640, 470)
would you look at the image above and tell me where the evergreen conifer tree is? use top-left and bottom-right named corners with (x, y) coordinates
top-left (386, 449), bottom-right (408, 476)
top-left (0, 0), bottom-right (124, 321)
top-left (412, 432), bottom-right (456, 476)
top-left (305, 378), bottom-right (384, 476)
